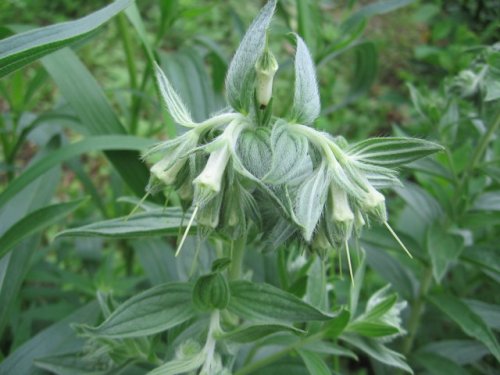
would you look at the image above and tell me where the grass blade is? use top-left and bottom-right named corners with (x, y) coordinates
top-left (0, 198), bottom-right (87, 260)
top-left (0, 135), bottom-right (153, 211)
top-left (0, 0), bottom-right (132, 77)
top-left (41, 48), bottom-right (151, 196)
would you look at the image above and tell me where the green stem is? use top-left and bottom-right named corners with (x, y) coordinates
top-left (116, 14), bottom-right (139, 134)
top-left (235, 331), bottom-right (323, 375)
top-left (229, 235), bottom-right (246, 280)
top-left (402, 266), bottom-right (433, 355)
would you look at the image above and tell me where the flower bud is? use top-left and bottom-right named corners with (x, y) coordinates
top-left (192, 272), bottom-right (230, 311)
top-left (175, 339), bottom-right (202, 359)
top-left (255, 48), bottom-right (278, 108)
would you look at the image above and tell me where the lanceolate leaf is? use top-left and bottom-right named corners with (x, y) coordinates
top-left (429, 293), bottom-right (500, 362)
top-left (426, 226), bottom-right (464, 283)
top-left (228, 280), bottom-right (334, 323)
top-left (147, 352), bottom-right (205, 375)
top-left (0, 0), bottom-right (132, 78)
top-left (35, 352), bottom-right (125, 375)
top-left (348, 137), bottom-right (443, 167)
top-left (291, 34), bottom-right (320, 124)
top-left (0, 198), bottom-right (86, 260)
top-left (57, 208), bottom-right (192, 239)
top-left (342, 0), bottom-right (415, 33)
top-left (346, 321), bottom-right (400, 337)
top-left (79, 283), bottom-right (195, 338)
top-left (341, 335), bottom-right (413, 373)
top-left (0, 135), bottom-right (154, 211)
top-left (225, 0), bottom-right (276, 113)
top-left (472, 191), bottom-right (500, 212)
top-left (414, 352), bottom-right (469, 375)
top-left (297, 350), bottom-right (331, 375)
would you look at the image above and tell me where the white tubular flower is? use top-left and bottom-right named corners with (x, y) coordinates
top-left (362, 185), bottom-right (385, 209)
top-left (331, 185), bottom-right (354, 223)
top-left (151, 156), bottom-right (187, 185)
top-left (255, 48), bottom-right (278, 108)
top-left (194, 144), bottom-right (231, 194)
top-left (362, 185), bottom-right (387, 222)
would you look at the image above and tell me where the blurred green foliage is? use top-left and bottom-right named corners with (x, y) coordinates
top-left (0, 0), bottom-right (499, 374)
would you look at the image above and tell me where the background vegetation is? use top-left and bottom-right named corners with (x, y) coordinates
top-left (0, 0), bottom-right (499, 374)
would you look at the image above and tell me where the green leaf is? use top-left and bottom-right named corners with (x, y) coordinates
top-left (393, 182), bottom-right (443, 222)
top-left (0, 0), bottom-right (132, 78)
top-left (472, 191), bottom-right (500, 212)
top-left (426, 226), bottom-right (464, 283)
top-left (465, 299), bottom-right (500, 331)
top-left (363, 242), bottom-right (416, 299)
top-left (148, 351), bottom-right (205, 375)
top-left (264, 120), bottom-right (311, 185)
top-left (218, 323), bottom-right (303, 343)
top-left (225, 0), bottom-right (276, 113)
top-left (419, 340), bottom-right (489, 365)
top-left (298, 350), bottom-right (331, 375)
top-left (347, 321), bottom-right (400, 337)
top-left (324, 309), bottom-right (351, 338)
top-left (0, 165), bottom-right (60, 337)
top-left (42, 48), bottom-right (151, 196)
top-left (341, 335), bottom-right (413, 373)
top-left (57, 208), bottom-right (191, 239)
top-left (302, 340), bottom-right (357, 360)
top-left (428, 293), bottom-right (500, 361)
top-left (405, 158), bottom-right (454, 182)
top-left (306, 257), bottom-right (327, 310)
top-left (294, 163), bottom-right (330, 241)
top-left (228, 280), bottom-right (334, 323)
top-left (35, 352), bottom-right (123, 375)
top-left (79, 283), bottom-right (195, 338)
top-left (0, 303), bottom-right (100, 375)
top-left (363, 292), bottom-right (398, 321)
top-left (414, 352), bottom-right (468, 375)
top-left (132, 238), bottom-right (179, 285)
top-left (348, 137), bottom-right (443, 167)
top-left (342, 0), bottom-right (415, 33)
top-left (0, 135), bottom-right (154, 211)
top-left (291, 34), bottom-right (320, 124)
top-left (0, 198), bottom-right (86, 260)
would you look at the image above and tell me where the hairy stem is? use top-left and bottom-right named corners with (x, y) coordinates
top-left (229, 235), bottom-right (247, 280)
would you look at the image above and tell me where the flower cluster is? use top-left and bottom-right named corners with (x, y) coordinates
top-left (145, 0), bottom-right (442, 272)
